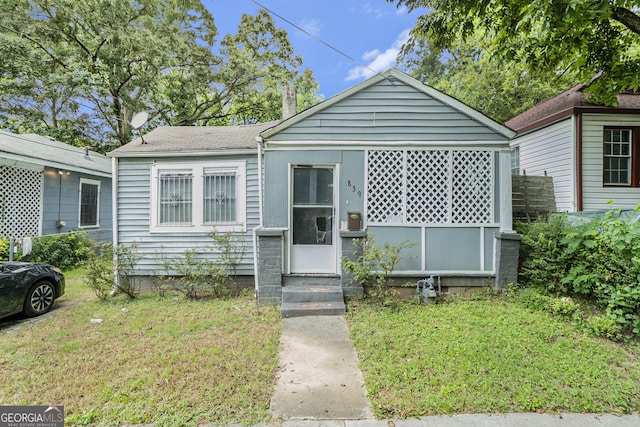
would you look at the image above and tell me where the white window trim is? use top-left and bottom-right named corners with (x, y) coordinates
top-left (150, 160), bottom-right (246, 233)
top-left (78, 178), bottom-right (101, 228)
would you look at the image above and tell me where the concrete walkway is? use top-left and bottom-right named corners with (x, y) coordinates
top-left (266, 315), bottom-right (640, 427)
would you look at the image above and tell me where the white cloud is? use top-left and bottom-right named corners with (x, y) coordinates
top-left (395, 5), bottom-right (409, 16)
top-left (361, 3), bottom-right (387, 19)
top-left (346, 29), bottom-right (411, 81)
top-left (299, 18), bottom-right (322, 37)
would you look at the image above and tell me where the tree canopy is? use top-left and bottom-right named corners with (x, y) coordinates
top-left (388, 0), bottom-right (640, 106)
top-left (0, 0), bottom-right (320, 151)
top-left (398, 30), bottom-right (579, 122)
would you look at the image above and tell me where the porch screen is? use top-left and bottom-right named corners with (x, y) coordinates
top-left (159, 172), bottom-right (193, 224)
top-left (367, 150), bottom-right (494, 225)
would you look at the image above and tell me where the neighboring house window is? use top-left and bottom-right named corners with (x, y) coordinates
top-left (603, 128), bottom-right (634, 185)
top-left (151, 161), bottom-right (246, 232)
top-left (511, 146), bottom-right (520, 175)
top-left (79, 178), bottom-right (100, 227)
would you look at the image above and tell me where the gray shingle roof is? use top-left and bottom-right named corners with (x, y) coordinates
top-left (0, 131), bottom-right (111, 176)
top-left (109, 121), bottom-right (280, 157)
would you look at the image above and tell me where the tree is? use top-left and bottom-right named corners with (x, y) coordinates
top-left (398, 30), bottom-right (578, 122)
top-left (0, 1), bottom-right (320, 150)
top-left (388, 0), bottom-right (640, 104)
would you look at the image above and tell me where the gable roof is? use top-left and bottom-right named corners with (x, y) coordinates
top-left (0, 131), bottom-right (111, 177)
top-left (109, 121), bottom-right (280, 158)
top-left (261, 68), bottom-right (515, 141)
top-left (506, 83), bottom-right (640, 135)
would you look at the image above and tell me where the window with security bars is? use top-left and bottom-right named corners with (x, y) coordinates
top-left (79, 179), bottom-right (100, 227)
top-left (204, 172), bottom-right (236, 223)
top-left (367, 149), bottom-right (494, 225)
top-left (159, 172), bottom-right (193, 224)
top-left (151, 161), bottom-right (246, 232)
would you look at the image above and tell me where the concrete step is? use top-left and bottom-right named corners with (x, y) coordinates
top-left (282, 275), bottom-right (341, 287)
top-left (281, 301), bottom-right (346, 317)
top-left (282, 285), bottom-right (344, 304)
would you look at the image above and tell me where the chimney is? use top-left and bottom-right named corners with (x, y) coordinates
top-left (282, 86), bottom-right (297, 119)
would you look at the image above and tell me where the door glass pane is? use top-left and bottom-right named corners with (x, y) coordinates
top-left (293, 207), bottom-right (333, 245)
top-left (293, 168), bottom-right (333, 205)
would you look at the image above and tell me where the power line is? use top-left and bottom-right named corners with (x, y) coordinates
top-left (249, 0), bottom-right (382, 79)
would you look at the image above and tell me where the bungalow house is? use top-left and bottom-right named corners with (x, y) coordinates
top-left (109, 69), bottom-right (519, 312)
top-left (0, 131), bottom-right (112, 244)
top-left (507, 83), bottom-right (640, 212)
top-left (255, 69), bottom-right (517, 308)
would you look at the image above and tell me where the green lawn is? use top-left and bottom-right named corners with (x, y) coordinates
top-left (3, 270), bottom-right (640, 425)
top-left (346, 295), bottom-right (640, 419)
top-left (0, 269), bottom-right (282, 427)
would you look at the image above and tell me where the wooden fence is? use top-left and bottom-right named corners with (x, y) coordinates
top-left (512, 175), bottom-right (556, 221)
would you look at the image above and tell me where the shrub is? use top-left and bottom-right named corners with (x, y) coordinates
top-left (585, 315), bottom-right (623, 340)
top-left (0, 237), bottom-right (9, 261)
top-left (84, 243), bottom-right (140, 300)
top-left (158, 249), bottom-right (228, 299)
top-left (342, 232), bottom-right (413, 305)
top-left (20, 231), bottom-right (95, 269)
top-left (517, 207), bottom-right (640, 338)
top-left (549, 297), bottom-right (579, 318)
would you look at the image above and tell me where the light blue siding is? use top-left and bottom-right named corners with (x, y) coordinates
top-left (426, 228), bottom-right (482, 271)
top-left (42, 167), bottom-right (112, 242)
top-left (269, 80), bottom-right (509, 142)
top-left (116, 155), bottom-right (259, 275)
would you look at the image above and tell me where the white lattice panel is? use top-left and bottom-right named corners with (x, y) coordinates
top-left (0, 166), bottom-right (42, 237)
top-left (367, 149), bottom-right (494, 225)
top-left (407, 150), bottom-right (451, 223)
top-left (451, 151), bottom-right (493, 223)
top-left (367, 150), bottom-right (404, 223)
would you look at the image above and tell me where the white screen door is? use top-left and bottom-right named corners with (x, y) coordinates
top-left (290, 166), bottom-right (336, 273)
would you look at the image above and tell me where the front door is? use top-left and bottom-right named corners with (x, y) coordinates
top-left (291, 166), bottom-right (336, 273)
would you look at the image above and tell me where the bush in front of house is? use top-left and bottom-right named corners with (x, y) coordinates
top-left (85, 242), bottom-right (140, 300)
top-left (0, 237), bottom-right (9, 261)
top-left (342, 232), bottom-right (414, 306)
top-left (516, 207), bottom-right (640, 338)
top-left (19, 231), bottom-right (96, 269)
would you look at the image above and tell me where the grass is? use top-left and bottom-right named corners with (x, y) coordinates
top-left (0, 269), bottom-right (282, 427)
top-left (3, 270), bottom-right (640, 425)
top-left (346, 293), bottom-right (640, 419)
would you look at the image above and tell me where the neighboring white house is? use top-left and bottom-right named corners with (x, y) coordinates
top-left (507, 83), bottom-right (640, 212)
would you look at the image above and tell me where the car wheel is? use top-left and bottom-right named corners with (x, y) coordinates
top-left (23, 281), bottom-right (55, 317)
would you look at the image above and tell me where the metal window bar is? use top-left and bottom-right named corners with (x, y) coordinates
top-left (159, 173), bottom-right (193, 224)
top-left (204, 172), bottom-right (236, 223)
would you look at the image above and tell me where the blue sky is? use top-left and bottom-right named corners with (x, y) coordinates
top-left (203, 0), bottom-right (423, 98)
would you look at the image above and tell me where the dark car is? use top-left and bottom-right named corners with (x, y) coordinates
top-left (0, 262), bottom-right (65, 320)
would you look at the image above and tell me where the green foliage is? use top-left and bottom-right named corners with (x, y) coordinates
top-left (84, 243), bottom-right (140, 300)
top-left (390, 0), bottom-right (640, 105)
top-left (516, 215), bottom-right (572, 294)
top-left (343, 233), bottom-right (414, 305)
top-left (19, 231), bottom-right (95, 269)
top-left (157, 249), bottom-right (228, 299)
top-left (0, 237), bottom-right (8, 261)
top-left (208, 230), bottom-right (247, 296)
top-left (348, 296), bottom-right (640, 417)
top-left (398, 30), bottom-right (578, 122)
top-left (0, 1), bottom-right (320, 149)
top-left (517, 208), bottom-right (640, 337)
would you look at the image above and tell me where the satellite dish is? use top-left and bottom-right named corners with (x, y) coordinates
top-left (130, 111), bottom-right (149, 130)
